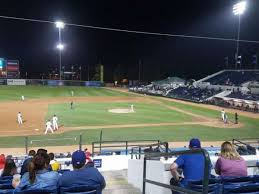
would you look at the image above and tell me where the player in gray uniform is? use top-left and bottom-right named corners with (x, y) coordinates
top-left (52, 114), bottom-right (58, 131)
top-left (45, 120), bottom-right (54, 134)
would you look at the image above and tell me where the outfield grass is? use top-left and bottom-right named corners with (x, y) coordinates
top-left (0, 86), bottom-right (132, 101)
top-left (46, 102), bottom-right (192, 126)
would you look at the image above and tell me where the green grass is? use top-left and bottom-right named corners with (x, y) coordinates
top-left (0, 86), bottom-right (133, 101)
top-left (1, 122), bottom-right (259, 148)
top-left (46, 102), bottom-right (192, 126)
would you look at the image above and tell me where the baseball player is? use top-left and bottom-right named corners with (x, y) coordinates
top-left (130, 104), bottom-right (134, 112)
top-left (45, 120), bottom-right (54, 134)
top-left (221, 109), bottom-right (225, 121)
top-left (21, 95), bottom-right (25, 101)
top-left (52, 114), bottom-right (58, 131)
top-left (17, 112), bottom-right (23, 125)
top-left (71, 90), bottom-right (74, 97)
top-left (70, 101), bottom-right (74, 109)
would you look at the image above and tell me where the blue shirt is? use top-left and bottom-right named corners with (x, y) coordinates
top-left (175, 153), bottom-right (210, 186)
top-left (58, 167), bottom-right (106, 190)
top-left (16, 169), bottom-right (59, 191)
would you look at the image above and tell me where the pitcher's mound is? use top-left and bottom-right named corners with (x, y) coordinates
top-left (108, 109), bottom-right (134, 114)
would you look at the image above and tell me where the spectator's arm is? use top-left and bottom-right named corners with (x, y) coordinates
top-left (214, 158), bottom-right (221, 175)
top-left (170, 163), bottom-right (181, 181)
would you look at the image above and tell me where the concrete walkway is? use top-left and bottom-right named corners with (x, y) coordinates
top-left (102, 170), bottom-right (141, 194)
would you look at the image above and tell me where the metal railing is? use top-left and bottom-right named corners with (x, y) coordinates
top-left (142, 149), bottom-right (211, 194)
top-left (91, 140), bottom-right (160, 156)
top-left (130, 141), bottom-right (169, 159)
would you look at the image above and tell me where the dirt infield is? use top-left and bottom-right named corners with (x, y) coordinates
top-left (0, 93), bottom-right (245, 137)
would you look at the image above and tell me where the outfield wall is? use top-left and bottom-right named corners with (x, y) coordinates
top-left (0, 79), bottom-right (104, 87)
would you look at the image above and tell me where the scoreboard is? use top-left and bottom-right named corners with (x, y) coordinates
top-left (7, 60), bottom-right (19, 79)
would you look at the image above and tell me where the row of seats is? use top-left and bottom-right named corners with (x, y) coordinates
top-left (0, 185), bottom-right (100, 194)
top-left (188, 175), bottom-right (259, 194)
top-left (166, 87), bottom-right (219, 102)
top-left (227, 91), bottom-right (259, 101)
top-left (0, 172), bottom-right (100, 194)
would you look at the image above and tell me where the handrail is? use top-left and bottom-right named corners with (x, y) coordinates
top-left (142, 149), bottom-right (211, 194)
top-left (91, 140), bottom-right (160, 156)
top-left (232, 138), bottom-right (259, 148)
top-left (130, 141), bottom-right (169, 159)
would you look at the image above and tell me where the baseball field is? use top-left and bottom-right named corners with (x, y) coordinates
top-left (0, 86), bottom-right (259, 151)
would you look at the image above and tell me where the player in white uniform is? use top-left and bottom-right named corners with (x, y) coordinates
top-left (130, 104), bottom-right (134, 112)
top-left (52, 114), bottom-right (58, 131)
top-left (221, 109), bottom-right (225, 121)
top-left (71, 90), bottom-right (74, 97)
top-left (45, 120), bottom-right (54, 134)
top-left (21, 96), bottom-right (25, 101)
top-left (17, 112), bottom-right (23, 125)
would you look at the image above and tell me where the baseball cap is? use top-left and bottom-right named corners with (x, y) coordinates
top-left (189, 138), bottom-right (201, 148)
top-left (72, 150), bottom-right (86, 166)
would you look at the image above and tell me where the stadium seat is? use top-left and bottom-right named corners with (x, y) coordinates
top-left (57, 169), bottom-right (70, 174)
top-left (223, 183), bottom-right (259, 194)
top-left (187, 179), bottom-right (221, 194)
top-left (0, 177), bottom-right (13, 181)
top-left (59, 185), bottom-right (101, 194)
top-left (14, 189), bottom-right (57, 194)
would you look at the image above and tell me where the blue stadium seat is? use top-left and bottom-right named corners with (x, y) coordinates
top-left (0, 183), bottom-right (13, 190)
top-left (0, 177), bottom-right (13, 181)
top-left (57, 169), bottom-right (70, 174)
top-left (223, 183), bottom-right (259, 194)
top-left (59, 185), bottom-right (101, 194)
top-left (221, 176), bottom-right (254, 186)
top-left (14, 189), bottom-right (57, 194)
top-left (188, 179), bottom-right (221, 194)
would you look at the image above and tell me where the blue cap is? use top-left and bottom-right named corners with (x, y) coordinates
top-left (72, 150), bottom-right (86, 166)
top-left (189, 138), bottom-right (201, 148)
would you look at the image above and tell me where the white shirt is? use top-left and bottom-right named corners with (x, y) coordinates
top-left (46, 121), bottom-right (52, 127)
top-left (52, 116), bottom-right (58, 123)
top-left (17, 113), bottom-right (22, 118)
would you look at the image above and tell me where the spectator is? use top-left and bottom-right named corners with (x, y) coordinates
top-left (84, 148), bottom-right (94, 168)
top-left (20, 150), bottom-right (36, 176)
top-left (215, 141), bottom-right (247, 177)
top-left (58, 150), bottom-right (105, 190)
top-left (2, 159), bottom-right (17, 177)
top-left (37, 149), bottom-right (47, 154)
top-left (170, 138), bottom-right (211, 187)
top-left (0, 154), bottom-right (6, 175)
top-left (49, 153), bottom-right (60, 171)
top-left (13, 153), bottom-right (59, 191)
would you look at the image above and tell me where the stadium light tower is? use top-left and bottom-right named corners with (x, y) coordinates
top-left (55, 20), bottom-right (65, 80)
top-left (233, 1), bottom-right (247, 69)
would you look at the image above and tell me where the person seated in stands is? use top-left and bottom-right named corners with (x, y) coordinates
top-left (215, 141), bottom-right (247, 177)
top-left (0, 154), bottom-right (6, 175)
top-left (1, 159), bottom-right (17, 177)
top-left (13, 153), bottom-right (59, 191)
top-left (49, 153), bottom-right (61, 171)
top-left (170, 138), bottom-right (211, 188)
top-left (58, 150), bottom-right (106, 190)
top-left (20, 150), bottom-right (36, 176)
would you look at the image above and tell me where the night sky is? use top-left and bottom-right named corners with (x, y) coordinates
top-left (0, 0), bottom-right (259, 82)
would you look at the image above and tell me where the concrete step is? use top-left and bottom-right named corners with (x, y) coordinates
top-left (102, 170), bottom-right (141, 194)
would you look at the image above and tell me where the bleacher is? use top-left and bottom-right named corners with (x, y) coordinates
top-left (166, 86), bottom-right (219, 102)
top-left (204, 70), bottom-right (259, 86)
top-left (226, 91), bottom-right (259, 101)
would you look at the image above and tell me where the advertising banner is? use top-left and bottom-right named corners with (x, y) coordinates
top-left (7, 79), bottom-right (26, 85)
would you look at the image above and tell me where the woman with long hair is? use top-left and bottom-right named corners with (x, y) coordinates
top-left (1, 159), bottom-right (17, 177)
top-left (215, 141), bottom-right (247, 177)
top-left (13, 153), bottom-right (59, 191)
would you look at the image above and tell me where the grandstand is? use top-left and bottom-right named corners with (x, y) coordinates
top-left (130, 69), bottom-right (259, 112)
